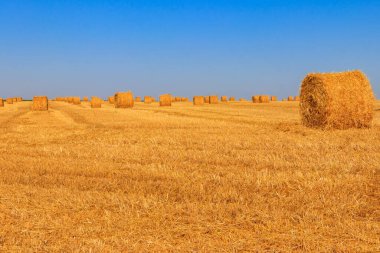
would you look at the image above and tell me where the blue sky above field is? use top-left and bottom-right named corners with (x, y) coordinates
top-left (0, 0), bottom-right (379, 99)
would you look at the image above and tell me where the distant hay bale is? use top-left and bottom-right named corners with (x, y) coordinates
top-left (159, 94), bottom-right (172, 106)
top-left (135, 96), bottom-right (141, 102)
top-left (68, 97), bottom-right (74, 103)
top-left (12, 98), bottom-right (17, 103)
top-left (271, 96), bottom-right (277, 101)
top-left (91, 97), bottom-right (102, 108)
top-left (204, 96), bottom-right (210, 103)
top-left (83, 96), bottom-right (89, 102)
top-left (108, 96), bottom-right (115, 104)
top-left (229, 97), bottom-right (235, 102)
top-left (175, 97), bottom-right (181, 102)
top-left (16, 97), bottom-right (22, 102)
top-left (193, 96), bottom-right (204, 105)
top-left (144, 96), bottom-right (152, 104)
top-left (300, 70), bottom-right (374, 129)
top-left (221, 96), bottom-right (227, 102)
top-left (73, 97), bottom-right (81, 105)
top-left (259, 95), bottom-right (270, 103)
top-left (6, 98), bottom-right (13, 104)
top-left (209, 95), bottom-right (219, 104)
top-left (294, 96), bottom-right (300, 101)
top-left (252, 96), bottom-right (260, 103)
top-left (115, 91), bottom-right (134, 108)
top-left (240, 98), bottom-right (247, 102)
top-left (31, 96), bottom-right (48, 111)
top-left (288, 96), bottom-right (294, 101)
top-left (0, 98), bottom-right (4, 107)
top-left (181, 97), bottom-right (188, 102)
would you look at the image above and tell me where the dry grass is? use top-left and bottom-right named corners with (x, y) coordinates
top-left (0, 100), bottom-right (379, 252)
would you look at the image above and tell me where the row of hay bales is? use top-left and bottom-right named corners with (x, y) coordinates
top-left (0, 97), bottom-right (23, 106)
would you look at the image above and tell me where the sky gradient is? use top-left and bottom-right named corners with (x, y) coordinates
top-left (1, 0), bottom-right (379, 99)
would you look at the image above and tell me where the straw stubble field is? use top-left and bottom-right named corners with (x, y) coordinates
top-left (0, 100), bottom-right (379, 252)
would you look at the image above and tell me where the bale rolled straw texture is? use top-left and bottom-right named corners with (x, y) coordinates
top-left (159, 94), bottom-right (172, 106)
top-left (91, 97), bottom-right (102, 108)
top-left (31, 96), bottom-right (48, 111)
top-left (175, 97), bottom-right (181, 102)
top-left (6, 98), bottom-right (13, 104)
top-left (0, 98), bottom-right (4, 107)
top-left (288, 96), bottom-right (294, 101)
top-left (135, 96), bottom-right (141, 102)
top-left (271, 96), bottom-right (278, 101)
top-left (16, 97), bottom-right (23, 102)
top-left (115, 91), bottom-right (134, 108)
top-left (204, 96), bottom-right (210, 103)
top-left (252, 96), bottom-right (260, 103)
top-left (108, 96), bottom-right (115, 104)
top-left (83, 96), bottom-right (89, 102)
top-left (12, 98), bottom-right (17, 103)
top-left (193, 96), bottom-right (204, 106)
top-left (259, 95), bottom-right (270, 103)
top-left (221, 96), bottom-right (228, 102)
top-left (294, 96), bottom-right (300, 101)
top-left (229, 97), bottom-right (235, 102)
top-left (181, 97), bottom-right (188, 102)
top-left (144, 96), bottom-right (152, 104)
top-left (209, 95), bottom-right (219, 104)
top-left (300, 70), bottom-right (374, 129)
top-left (73, 97), bottom-right (81, 105)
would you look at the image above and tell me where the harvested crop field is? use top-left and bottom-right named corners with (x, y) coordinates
top-left (0, 100), bottom-right (379, 252)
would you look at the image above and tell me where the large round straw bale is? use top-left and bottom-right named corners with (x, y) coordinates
top-left (144, 96), bottom-right (152, 104)
top-left (300, 70), bottom-right (374, 129)
top-left (271, 96), bottom-right (278, 101)
top-left (6, 98), bottom-right (13, 104)
top-left (0, 98), bottom-right (4, 107)
top-left (193, 96), bottom-right (204, 105)
top-left (83, 96), bottom-right (89, 102)
top-left (91, 97), bottom-right (102, 108)
top-left (204, 96), bottom-right (210, 103)
top-left (209, 95), bottom-right (219, 104)
top-left (115, 91), bottom-right (134, 108)
top-left (221, 96), bottom-right (227, 102)
top-left (259, 95), bottom-right (270, 103)
top-left (135, 96), bottom-right (141, 102)
top-left (73, 97), bottom-right (81, 105)
top-left (159, 94), bottom-right (172, 106)
top-left (31, 96), bottom-right (48, 111)
top-left (229, 97), bottom-right (235, 102)
top-left (288, 96), bottom-right (294, 101)
top-left (252, 96), bottom-right (260, 103)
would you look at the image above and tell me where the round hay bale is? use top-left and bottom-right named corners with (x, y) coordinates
top-left (31, 96), bottom-right (48, 111)
top-left (193, 96), bottom-right (204, 106)
top-left (174, 97), bottom-right (181, 102)
top-left (209, 95), bottom-right (218, 104)
top-left (0, 98), bottom-right (4, 107)
top-left (115, 91), bottom-right (134, 108)
top-left (288, 96), bottom-right (294, 101)
top-left (181, 97), bottom-right (188, 102)
top-left (204, 96), bottom-right (210, 103)
top-left (144, 96), bottom-right (152, 104)
top-left (159, 94), bottom-right (172, 106)
top-left (294, 96), bottom-right (300, 101)
top-left (300, 70), bottom-right (374, 129)
top-left (259, 95), bottom-right (270, 103)
top-left (91, 97), bottom-right (102, 108)
top-left (252, 96), bottom-right (260, 103)
top-left (221, 96), bottom-right (228, 102)
top-left (12, 98), bottom-right (17, 103)
top-left (83, 96), bottom-right (89, 102)
top-left (108, 96), bottom-right (115, 104)
top-left (73, 97), bottom-right (81, 105)
top-left (271, 96), bottom-right (278, 101)
top-left (229, 97), bottom-right (235, 102)
top-left (6, 98), bottom-right (13, 104)
top-left (16, 97), bottom-right (23, 102)
top-left (135, 96), bottom-right (142, 102)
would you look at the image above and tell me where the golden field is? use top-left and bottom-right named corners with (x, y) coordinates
top-left (0, 100), bottom-right (379, 252)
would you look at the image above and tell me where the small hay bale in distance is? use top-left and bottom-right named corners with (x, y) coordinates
top-left (209, 95), bottom-right (219, 104)
top-left (229, 97), bottom-right (235, 102)
top-left (175, 97), bottom-right (181, 102)
top-left (159, 94), bottom-right (172, 107)
top-left (91, 97), bottom-right (102, 108)
top-left (12, 98), bottom-right (17, 103)
top-left (193, 96), bottom-right (204, 106)
top-left (114, 91), bottom-right (134, 108)
top-left (0, 98), bottom-right (4, 107)
top-left (271, 96), bottom-right (278, 101)
top-left (16, 97), bottom-right (23, 102)
top-left (108, 96), bottom-right (115, 104)
top-left (300, 70), bottom-right (374, 129)
top-left (221, 96), bottom-right (228, 102)
top-left (252, 96), bottom-right (260, 103)
top-left (31, 96), bottom-right (48, 111)
top-left (83, 96), bottom-right (89, 102)
top-left (259, 95), bottom-right (270, 103)
top-left (288, 96), bottom-right (294, 101)
top-left (144, 96), bottom-right (152, 104)
top-left (294, 96), bottom-right (300, 101)
top-left (6, 98), bottom-right (13, 104)
top-left (204, 96), bottom-right (210, 103)
top-left (181, 97), bottom-right (188, 102)
top-left (73, 97), bottom-right (81, 105)
top-left (135, 96), bottom-right (141, 102)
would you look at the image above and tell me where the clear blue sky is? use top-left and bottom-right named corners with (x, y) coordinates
top-left (0, 0), bottom-right (379, 99)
